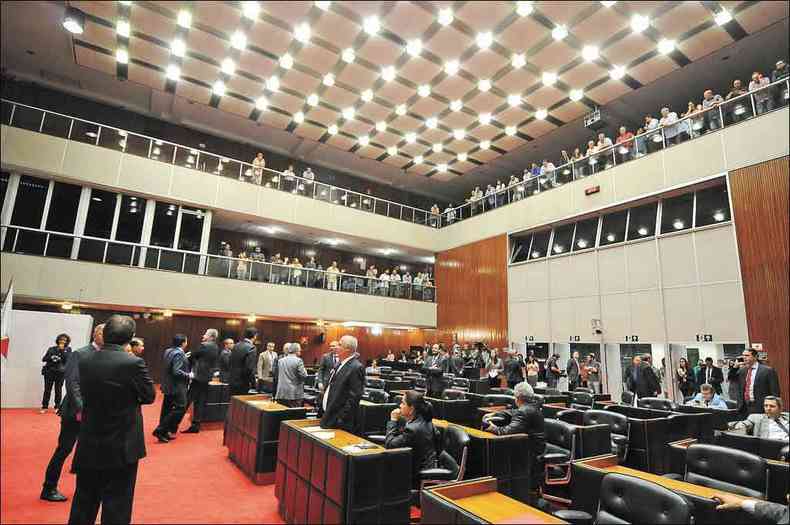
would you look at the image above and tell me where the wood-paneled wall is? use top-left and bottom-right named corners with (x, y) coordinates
top-left (435, 235), bottom-right (509, 348)
top-left (729, 156), bottom-right (789, 404)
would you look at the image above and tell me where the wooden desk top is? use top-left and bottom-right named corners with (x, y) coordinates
top-left (478, 405), bottom-right (508, 414)
top-left (451, 492), bottom-right (566, 524)
top-left (285, 419), bottom-right (385, 455)
top-left (433, 418), bottom-right (497, 439)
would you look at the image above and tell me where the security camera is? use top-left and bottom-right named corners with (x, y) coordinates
top-left (593, 328), bottom-right (603, 335)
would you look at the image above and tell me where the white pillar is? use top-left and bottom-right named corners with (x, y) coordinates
top-left (0, 173), bottom-right (20, 248)
top-left (70, 187), bottom-right (92, 260)
top-left (138, 199), bottom-right (156, 268)
top-left (198, 209), bottom-right (212, 275)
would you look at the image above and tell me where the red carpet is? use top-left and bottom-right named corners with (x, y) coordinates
top-left (1, 395), bottom-right (283, 524)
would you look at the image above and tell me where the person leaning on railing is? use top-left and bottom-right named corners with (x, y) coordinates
top-left (701, 89), bottom-right (724, 130)
top-left (615, 126), bottom-right (635, 163)
top-left (659, 107), bottom-right (683, 145)
top-left (725, 79), bottom-right (751, 123)
top-left (251, 152), bottom-right (266, 185)
top-left (749, 71), bottom-right (773, 115)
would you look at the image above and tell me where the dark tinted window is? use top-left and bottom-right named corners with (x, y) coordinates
top-left (11, 175), bottom-right (48, 227)
top-left (551, 224), bottom-right (575, 255)
top-left (45, 182), bottom-right (82, 233)
top-left (626, 202), bottom-right (658, 240)
top-left (660, 193), bottom-right (694, 233)
top-left (600, 210), bottom-right (627, 246)
top-left (510, 233), bottom-right (532, 263)
top-left (150, 202), bottom-right (178, 247)
top-left (0, 172), bottom-right (9, 211)
top-left (115, 196), bottom-right (146, 242)
top-left (695, 184), bottom-right (731, 227)
top-left (530, 230), bottom-right (551, 259)
top-left (573, 218), bottom-right (599, 251)
top-left (178, 207), bottom-right (204, 251)
top-left (84, 189), bottom-right (117, 238)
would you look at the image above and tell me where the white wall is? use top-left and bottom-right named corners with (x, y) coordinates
top-left (0, 310), bottom-right (92, 408)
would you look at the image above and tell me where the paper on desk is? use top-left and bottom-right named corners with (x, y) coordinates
top-left (302, 426), bottom-right (323, 432)
top-left (313, 431), bottom-right (335, 440)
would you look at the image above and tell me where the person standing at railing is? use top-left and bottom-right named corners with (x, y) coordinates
top-left (496, 181), bottom-right (506, 207)
top-left (402, 271), bottom-right (412, 298)
top-left (430, 204), bottom-right (440, 227)
top-left (305, 256), bottom-right (317, 287)
top-left (571, 147), bottom-right (585, 177)
top-left (251, 152), bottom-right (266, 185)
top-left (615, 126), bottom-right (635, 164)
top-left (236, 252), bottom-right (249, 280)
top-left (390, 268), bottom-right (401, 298)
top-left (327, 261), bottom-right (340, 291)
top-left (280, 257), bottom-right (291, 285)
top-left (379, 269), bottom-right (390, 296)
top-left (412, 273), bottom-right (423, 300)
top-left (749, 71), bottom-right (773, 115)
top-left (595, 133), bottom-right (614, 169)
top-left (725, 79), bottom-right (751, 123)
top-left (485, 184), bottom-right (496, 209)
top-left (643, 114), bottom-right (662, 153)
top-left (659, 107), bottom-right (682, 145)
top-left (220, 243), bottom-right (234, 279)
top-left (302, 166), bottom-right (315, 187)
top-left (291, 258), bottom-right (303, 286)
top-left (366, 265), bottom-right (377, 294)
top-left (681, 101), bottom-right (703, 139)
top-left (584, 140), bottom-right (599, 172)
top-left (283, 164), bottom-right (296, 193)
top-left (702, 88), bottom-right (725, 131)
top-left (250, 246), bottom-right (265, 281)
top-left (269, 253), bottom-right (282, 284)
top-left (443, 203), bottom-right (456, 223)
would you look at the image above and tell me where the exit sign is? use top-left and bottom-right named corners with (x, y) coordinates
top-left (585, 185), bottom-right (600, 196)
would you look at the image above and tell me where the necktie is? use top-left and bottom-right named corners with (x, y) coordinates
top-left (743, 367), bottom-right (753, 402)
top-left (706, 368), bottom-right (711, 383)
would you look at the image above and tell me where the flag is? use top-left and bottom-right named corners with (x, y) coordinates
top-left (0, 280), bottom-right (12, 359)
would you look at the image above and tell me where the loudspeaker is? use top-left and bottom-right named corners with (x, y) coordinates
top-left (314, 332), bottom-right (325, 344)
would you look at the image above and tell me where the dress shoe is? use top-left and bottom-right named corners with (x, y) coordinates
top-left (181, 425), bottom-right (200, 434)
top-left (40, 489), bottom-right (68, 502)
top-left (152, 430), bottom-right (170, 443)
top-left (166, 432), bottom-right (177, 440)
top-left (39, 409), bottom-right (47, 414)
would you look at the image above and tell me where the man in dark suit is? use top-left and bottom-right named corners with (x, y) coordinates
top-left (153, 334), bottom-right (190, 442)
top-left (41, 324), bottom-right (104, 502)
top-left (505, 351), bottom-right (525, 389)
top-left (229, 327), bottom-right (258, 396)
top-left (449, 346), bottom-right (465, 376)
top-left (566, 351), bottom-right (581, 391)
top-left (736, 348), bottom-right (781, 416)
top-left (68, 315), bottom-right (155, 525)
top-left (182, 328), bottom-right (220, 433)
top-left (316, 341), bottom-right (339, 396)
top-left (625, 355), bottom-right (661, 400)
top-left (696, 357), bottom-right (724, 395)
top-left (320, 335), bottom-right (365, 433)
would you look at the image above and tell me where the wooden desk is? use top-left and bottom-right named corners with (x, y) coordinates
top-left (188, 381), bottom-right (230, 425)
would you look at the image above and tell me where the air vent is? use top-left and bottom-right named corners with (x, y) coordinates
top-left (39, 69), bottom-right (82, 89)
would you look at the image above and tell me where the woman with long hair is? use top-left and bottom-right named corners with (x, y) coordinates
top-left (384, 391), bottom-right (439, 488)
top-left (488, 348), bottom-right (503, 388)
top-left (676, 357), bottom-right (695, 399)
top-left (526, 355), bottom-right (540, 387)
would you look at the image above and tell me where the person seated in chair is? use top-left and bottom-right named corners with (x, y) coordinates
top-left (730, 396), bottom-right (789, 441)
top-left (686, 383), bottom-right (729, 410)
top-left (714, 492), bottom-right (789, 524)
top-left (482, 382), bottom-right (545, 450)
top-left (384, 390), bottom-right (438, 488)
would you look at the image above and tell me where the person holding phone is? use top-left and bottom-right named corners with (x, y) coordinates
top-left (41, 334), bottom-right (73, 413)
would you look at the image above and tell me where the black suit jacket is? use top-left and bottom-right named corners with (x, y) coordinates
top-left (320, 356), bottom-right (364, 433)
top-left (737, 363), bottom-right (781, 407)
top-left (626, 363), bottom-right (661, 399)
top-left (695, 365), bottom-right (724, 393)
top-left (58, 343), bottom-right (95, 421)
top-left (42, 345), bottom-right (71, 376)
top-left (488, 403), bottom-right (546, 455)
top-left (190, 341), bottom-right (219, 383)
top-left (316, 351), bottom-right (336, 389)
top-left (229, 340), bottom-right (257, 391)
top-left (385, 417), bottom-right (438, 487)
top-left (73, 344), bottom-right (155, 470)
top-left (161, 346), bottom-right (190, 396)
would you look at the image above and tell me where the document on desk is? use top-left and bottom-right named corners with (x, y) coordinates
top-left (313, 431), bottom-right (335, 440)
top-left (302, 426), bottom-right (324, 433)
top-left (342, 444), bottom-right (379, 453)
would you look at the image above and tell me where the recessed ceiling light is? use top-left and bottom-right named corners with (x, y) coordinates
top-left (511, 53), bottom-right (526, 68)
top-left (570, 89), bottom-right (583, 101)
top-left (450, 100), bottom-right (462, 111)
top-left (606, 233), bottom-right (616, 242)
top-left (713, 211), bottom-right (726, 222)
top-left (116, 19), bottom-right (130, 38)
top-left (437, 163), bottom-right (448, 173)
top-left (294, 22), bottom-right (311, 43)
top-left (542, 71), bottom-right (557, 86)
top-left (363, 15), bottom-right (380, 35)
top-left (279, 53), bottom-right (293, 69)
top-left (166, 64), bottom-right (181, 81)
top-left (714, 9), bottom-right (732, 25)
top-left (658, 39), bottom-right (675, 54)
top-left (476, 31), bottom-right (493, 49)
top-left (426, 117), bottom-right (437, 129)
top-left (478, 79), bottom-right (491, 92)
top-left (119, 1), bottom-right (132, 5)
top-left (256, 96), bottom-right (268, 110)
top-left (535, 108), bottom-right (548, 119)
top-left (600, 1), bottom-right (616, 7)
top-left (406, 39), bottom-right (422, 56)
top-left (231, 30), bottom-right (247, 50)
top-left (444, 60), bottom-right (459, 75)
top-left (361, 89), bottom-right (373, 102)
top-left (453, 129), bottom-right (465, 140)
top-left (323, 73), bottom-right (335, 86)
top-left (376, 121), bottom-right (387, 132)
top-left (358, 135), bottom-right (370, 146)
top-left (508, 94), bottom-right (521, 106)
top-left (171, 38), bottom-right (186, 57)
top-left (610, 65), bottom-right (626, 79)
top-left (414, 155), bottom-right (423, 164)
top-left (673, 219), bottom-right (685, 230)
top-left (637, 226), bottom-right (648, 236)
top-left (479, 113), bottom-right (491, 125)
top-left (266, 76), bottom-right (279, 91)
top-left (582, 45), bottom-right (599, 61)
top-left (381, 65), bottom-right (396, 81)
top-left (221, 58), bottom-right (236, 75)
top-left (115, 48), bottom-right (129, 64)
top-left (177, 9), bottom-right (191, 28)
top-left (480, 140), bottom-right (490, 150)
top-left (342, 48), bottom-right (355, 63)
top-left (63, 6), bottom-right (86, 34)
top-left (552, 24), bottom-right (568, 40)
top-left (418, 84), bottom-right (431, 97)
top-left (307, 93), bottom-right (319, 106)
top-left (457, 152), bottom-right (467, 162)
top-left (327, 124), bottom-right (338, 135)
top-left (433, 143), bottom-right (443, 153)
top-left (395, 104), bottom-right (407, 116)
top-left (242, 1), bottom-right (261, 19)
top-left (505, 126), bottom-right (517, 136)
top-left (438, 8), bottom-right (453, 26)
top-left (630, 14), bottom-right (650, 33)
top-left (212, 80), bottom-right (226, 96)
top-left (405, 132), bottom-right (416, 143)
top-left (516, 1), bottom-right (533, 16)
top-left (387, 145), bottom-right (398, 156)
top-left (315, 1), bottom-right (331, 11)
top-left (342, 107), bottom-right (355, 120)
top-left (293, 111), bottom-right (304, 123)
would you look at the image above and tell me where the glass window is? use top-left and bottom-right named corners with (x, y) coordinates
top-left (626, 202), bottom-right (658, 240)
top-left (550, 224), bottom-right (574, 255)
top-left (529, 230), bottom-right (551, 259)
top-left (150, 202), bottom-right (178, 247)
top-left (695, 184), bottom-right (731, 227)
top-left (11, 175), bottom-right (48, 227)
top-left (84, 190), bottom-right (117, 238)
top-left (10, 104), bottom-right (43, 132)
top-left (41, 112), bottom-right (71, 139)
top-left (573, 217), bottom-right (599, 251)
top-left (600, 210), bottom-right (628, 246)
top-left (107, 196), bottom-right (146, 266)
top-left (45, 182), bottom-right (81, 233)
top-left (178, 207), bottom-right (204, 274)
top-left (0, 172), bottom-right (9, 211)
top-left (510, 233), bottom-right (532, 264)
top-left (660, 193), bottom-right (694, 233)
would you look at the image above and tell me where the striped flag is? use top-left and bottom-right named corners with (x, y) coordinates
top-left (0, 280), bottom-right (12, 359)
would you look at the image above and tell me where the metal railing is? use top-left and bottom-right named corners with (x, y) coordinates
top-left (0, 225), bottom-right (437, 302)
top-left (0, 99), bottom-right (437, 228)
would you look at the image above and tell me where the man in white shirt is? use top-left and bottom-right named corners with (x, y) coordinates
top-left (749, 71), bottom-right (773, 114)
top-left (444, 205), bottom-right (456, 224)
top-left (659, 107), bottom-right (681, 145)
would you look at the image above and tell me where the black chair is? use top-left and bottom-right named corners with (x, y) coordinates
top-left (363, 388), bottom-right (390, 404)
top-left (621, 391), bottom-right (634, 405)
top-left (668, 443), bottom-right (768, 499)
top-left (451, 377), bottom-right (470, 391)
top-left (583, 409), bottom-right (630, 462)
top-left (570, 392), bottom-right (594, 410)
top-left (637, 397), bottom-right (675, 411)
top-left (378, 366), bottom-right (392, 374)
top-left (413, 377), bottom-right (427, 390)
top-left (541, 419), bottom-right (577, 487)
top-left (483, 394), bottom-right (516, 408)
top-left (573, 387), bottom-right (594, 394)
top-left (365, 377), bottom-right (386, 390)
top-left (420, 426), bottom-right (470, 488)
top-left (441, 389), bottom-right (466, 400)
top-left (556, 408), bottom-right (584, 426)
top-left (555, 472), bottom-right (693, 524)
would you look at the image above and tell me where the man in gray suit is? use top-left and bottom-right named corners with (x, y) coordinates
top-left (732, 396), bottom-right (789, 441)
top-left (275, 343), bottom-right (308, 408)
top-left (715, 492), bottom-right (789, 524)
top-left (316, 341), bottom-right (339, 395)
top-left (256, 342), bottom-right (278, 393)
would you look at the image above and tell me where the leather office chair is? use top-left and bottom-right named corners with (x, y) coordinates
top-left (378, 366), bottom-right (392, 374)
top-left (365, 377), bottom-right (386, 390)
top-left (363, 388), bottom-right (390, 404)
top-left (419, 426), bottom-right (470, 489)
top-left (483, 394), bottom-right (516, 408)
top-left (556, 409), bottom-right (584, 426)
top-left (668, 443), bottom-right (768, 499)
top-left (555, 472), bottom-right (693, 524)
top-left (441, 389), bottom-right (466, 400)
top-left (570, 392), bottom-right (595, 410)
top-left (637, 397), bottom-right (675, 411)
top-left (451, 377), bottom-right (470, 391)
top-left (724, 399), bottom-right (737, 410)
top-left (621, 391), bottom-right (634, 405)
top-left (413, 377), bottom-right (427, 391)
top-left (583, 410), bottom-right (630, 462)
top-left (573, 387), bottom-right (594, 394)
top-left (541, 419), bottom-right (577, 486)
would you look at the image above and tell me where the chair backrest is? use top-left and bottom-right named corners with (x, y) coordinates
top-left (443, 373), bottom-right (455, 379)
top-left (543, 419), bottom-right (576, 455)
top-left (365, 377), bottom-right (385, 390)
top-left (442, 426), bottom-right (470, 481)
top-left (414, 377), bottom-right (427, 388)
top-left (442, 389), bottom-right (466, 400)
top-left (451, 377), bottom-right (470, 389)
top-left (364, 388), bottom-right (390, 404)
top-left (378, 366), bottom-right (392, 374)
top-left (483, 394), bottom-right (516, 408)
top-left (685, 443), bottom-right (767, 498)
top-left (574, 387), bottom-right (594, 394)
top-left (621, 391), bottom-right (634, 405)
top-left (571, 392), bottom-right (594, 407)
top-left (724, 399), bottom-right (738, 409)
top-left (583, 409), bottom-right (629, 437)
top-left (598, 473), bottom-right (693, 524)
top-left (637, 397), bottom-right (674, 411)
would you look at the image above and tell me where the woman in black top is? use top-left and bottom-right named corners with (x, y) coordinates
top-left (384, 390), bottom-right (439, 488)
top-left (41, 333), bottom-right (72, 413)
top-left (676, 357), bottom-right (695, 399)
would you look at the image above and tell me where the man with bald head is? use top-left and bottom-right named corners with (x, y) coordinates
top-left (320, 335), bottom-right (365, 433)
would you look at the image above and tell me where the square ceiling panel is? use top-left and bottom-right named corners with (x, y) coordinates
top-left (550, 100), bottom-right (590, 123)
top-left (227, 74), bottom-right (262, 100)
top-left (468, 125), bottom-right (501, 141)
top-left (602, 33), bottom-right (657, 67)
top-left (560, 61), bottom-right (606, 91)
top-left (398, 57), bottom-right (444, 85)
top-left (341, 119), bottom-right (371, 137)
top-left (466, 91), bottom-right (503, 113)
top-left (181, 56), bottom-right (217, 85)
top-left (295, 44), bottom-right (339, 73)
top-left (326, 133), bottom-right (355, 150)
top-left (628, 54), bottom-right (679, 85)
top-left (426, 25), bottom-right (473, 60)
top-left (496, 68), bottom-right (539, 93)
top-left (187, 26), bottom-right (231, 61)
top-left (527, 85), bottom-right (567, 110)
top-left (176, 80), bottom-right (211, 106)
top-left (130, 7), bottom-right (177, 41)
top-left (82, 20), bottom-right (115, 49)
top-left (678, 26), bottom-right (734, 62)
top-left (473, 148), bottom-right (501, 163)
top-left (237, 51), bottom-right (277, 80)
top-left (538, 1), bottom-right (597, 26)
top-left (409, 96), bottom-right (445, 117)
top-left (462, 50), bottom-right (510, 80)
top-left (496, 106), bottom-right (531, 126)
top-left (336, 61), bottom-right (379, 89)
top-left (735, 1), bottom-right (789, 33)
top-left (322, 85), bottom-right (359, 108)
top-left (247, 20), bottom-right (293, 57)
top-left (357, 101), bottom-right (392, 122)
top-left (127, 64), bottom-right (166, 92)
top-left (521, 119), bottom-right (557, 139)
top-left (497, 17), bottom-right (548, 52)
top-left (530, 40), bottom-right (579, 72)
top-left (433, 74), bottom-right (475, 100)
top-left (269, 91), bottom-right (304, 114)
top-left (264, 2), bottom-right (314, 26)
top-left (455, 1), bottom-right (515, 30)
top-left (219, 95), bottom-right (253, 118)
top-left (192, 1), bottom-right (241, 29)
top-left (305, 104), bottom-right (338, 125)
top-left (356, 37), bottom-right (403, 66)
top-left (312, 10), bottom-right (360, 50)
top-left (653, 2), bottom-right (712, 36)
top-left (495, 134), bottom-right (527, 151)
top-left (375, 81), bottom-right (415, 105)
top-left (442, 110), bottom-right (477, 130)
top-left (384, 2), bottom-right (435, 38)
top-left (296, 121), bottom-right (328, 141)
top-left (280, 67), bottom-right (320, 95)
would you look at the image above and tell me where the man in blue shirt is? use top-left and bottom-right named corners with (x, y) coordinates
top-left (686, 383), bottom-right (728, 410)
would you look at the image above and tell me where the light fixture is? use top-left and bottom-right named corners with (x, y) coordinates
top-left (515, 1), bottom-right (534, 16)
top-left (511, 53), bottom-right (526, 68)
top-left (279, 53), bottom-right (293, 69)
top-left (505, 126), bottom-right (517, 136)
top-left (342, 48), bottom-right (355, 63)
top-left (177, 9), bottom-right (192, 28)
top-left (381, 65), bottom-right (396, 81)
top-left (166, 64), bottom-right (181, 81)
top-left (293, 111), bottom-right (304, 123)
top-left (358, 135), bottom-right (370, 146)
top-left (713, 211), bottom-right (726, 222)
top-left (531, 251), bottom-right (541, 258)
top-left (323, 73), bottom-right (335, 86)
top-left (582, 45), bottom-right (599, 61)
top-left (242, 1), bottom-right (261, 19)
top-left (406, 39), bottom-right (422, 56)
top-left (342, 107), bottom-right (355, 120)
top-left (361, 89), bottom-right (373, 102)
top-left (376, 121), bottom-right (387, 132)
top-left (405, 132), bottom-right (416, 143)
top-left (432, 143), bottom-right (443, 153)
top-left (577, 239), bottom-right (588, 248)
top-left (212, 80), bottom-right (226, 96)
top-left (457, 152), bottom-right (467, 162)
top-left (553, 245), bottom-right (564, 254)
top-left (658, 39), bottom-right (675, 54)
top-left (606, 233), bottom-right (616, 242)
top-left (221, 58), bottom-right (236, 75)
top-left (171, 38), bottom-right (186, 57)
top-left (418, 84), bottom-right (431, 97)
top-left (673, 219), bottom-right (685, 230)
top-left (508, 94), bottom-right (521, 106)
top-left (61, 302), bottom-right (74, 311)
top-left (631, 14), bottom-right (650, 33)
top-left (552, 24), bottom-right (568, 40)
top-left (479, 113), bottom-right (491, 125)
top-left (450, 100), bottom-right (462, 111)
top-left (571, 88), bottom-right (587, 101)
top-left (363, 15), bottom-right (380, 35)
top-left (610, 65), bottom-right (626, 79)
top-left (542, 71), bottom-right (557, 86)
top-left (438, 8), bottom-right (454, 26)
top-left (294, 22), bottom-right (311, 43)
top-left (480, 140), bottom-right (490, 150)
top-left (426, 117), bottom-right (437, 129)
top-left (115, 48), bottom-right (129, 64)
top-left (715, 9), bottom-right (733, 26)
top-left (315, 1), bottom-right (331, 11)
top-left (163, 310), bottom-right (173, 318)
top-left (444, 60), bottom-right (459, 75)
top-left (437, 163), bottom-right (448, 173)
top-left (395, 104), bottom-right (407, 116)
top-left (116, 19), bottom-right (130, 38)
top-left (327, 124), bottom-right (338, 135)
top-left (231, 30), bottom-right (247, 50)
top-left (535, 108), bottom-right (548, 119)
top-left (62, 7), bottom-right (85, 34)
top-left (637, 226), bottom-right (648, 236)
top-left (478, 79), bottom-right (491, 92)
top-left (452, 129), bottom-right (465, 140)
top-left (256, 96), bottom-right (268, 110)
top-left (247, 314), bottom-right (257, 323)
top-left (387, 145), bottom-right (398, 156)
top-left (266, 76), bottom-right (280, 91)
top-left (476, 31), bottom-right (493, 49)
top-left (306, 93), bottom-right (319, 107)
top-left (414, 155), bottom-right (423, 164)
top-left (600, 1), bottom-right (616, 6)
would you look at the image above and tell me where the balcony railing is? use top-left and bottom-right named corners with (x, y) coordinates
top-left (0, 225), bottom-right (436, 302)
top-left (0, 99), bottom-right (437, 228)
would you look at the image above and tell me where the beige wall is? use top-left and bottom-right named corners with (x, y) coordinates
top-left (0, 253), bottom-right (437, 328)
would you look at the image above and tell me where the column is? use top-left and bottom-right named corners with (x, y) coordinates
top-left (138, 198), bottom-right (156, 268)
top-left (70, 187), bottom-right (92, 260)
top-left (198, 209), bottom-right (212, 275)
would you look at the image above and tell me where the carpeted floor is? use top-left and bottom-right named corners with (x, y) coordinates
top-left (0, 395), bottom-right (283, 524)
